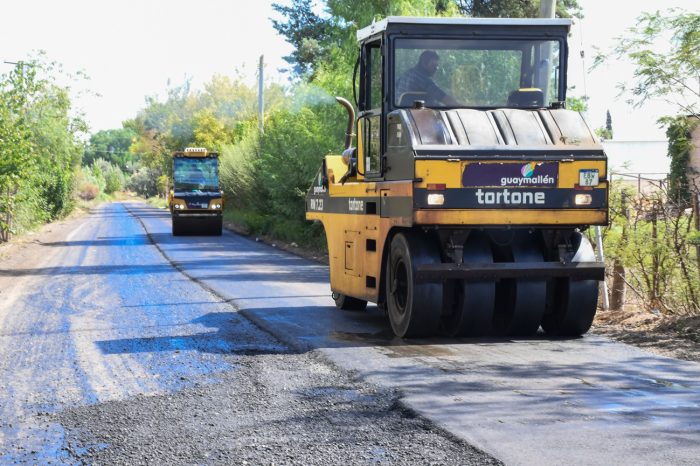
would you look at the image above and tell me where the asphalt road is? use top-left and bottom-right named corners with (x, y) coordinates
top-left (1, 201), bottom-right (699, 465)
top-left (0, 202), bottom-right (496, 465)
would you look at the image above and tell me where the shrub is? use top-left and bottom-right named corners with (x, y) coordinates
top-left (106, 164), bottom-right (126, 194)
top-left (603, 181), bottom-right (700, 314)
top-left (126, 167), bottom-right (160, 197)
top-left (253, 104), bottom-right (344, 219)
top-left (78, 183), bottom-right (99, 201)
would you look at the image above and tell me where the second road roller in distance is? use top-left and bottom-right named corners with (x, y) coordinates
top-left (305, 17), bottom-right (608, 338)
top-left (168, 147), bottom-right (224, 236)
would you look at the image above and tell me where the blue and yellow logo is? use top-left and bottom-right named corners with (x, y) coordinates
top-left (521, 162), bottom-right (537, 178)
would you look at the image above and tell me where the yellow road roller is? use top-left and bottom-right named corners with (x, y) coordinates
top-left (169, 147), bottom-right (224, 236)
top-left (306, 17), bottom-right (608, 338)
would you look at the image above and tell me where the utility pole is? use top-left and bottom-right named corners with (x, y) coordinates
top-left (3, 60), bottom-right (32, 73)
top-left (536, 0), bottom-right (555, 103)
top-left (539, 0), bottom-right (555, 18)
top-left (610, 191), bottom-right (628, 310)
top-left (258, 55), bottom-right (264, 134)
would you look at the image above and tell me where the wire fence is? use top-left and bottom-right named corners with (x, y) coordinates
top-left (610, 171), bottom-right (668, 193)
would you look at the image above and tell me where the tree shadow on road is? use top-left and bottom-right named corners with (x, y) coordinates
top-left (96, 312), bottom-right (290, 356)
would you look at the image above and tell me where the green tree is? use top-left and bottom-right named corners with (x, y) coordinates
top-left (29, 85), bottom-right (86, 218)
top-left (595, 9), bottom-right (699, 119)
top-left (453, 0), bottom-right (581, 18)
top-left (192, 109), bottom-right (231, 150)
top-left (0, 65), bottom-right (36, 240)
top-left (566, 95), bottom-right (588, 112)
top-left (233, 104), bottom-right (344, 241)
top-left (83, 128), bottom-right (138, 172)
top-left (666, 116), bottom-right (698, 205)
top-left (595, 9), bottom-right (699, 204)
top-left (199, 74), bottom-right (258, 122)
top-left (272, 0), bottom-right (332, 77)
top-left (595, 110), bottom-right (613, 140)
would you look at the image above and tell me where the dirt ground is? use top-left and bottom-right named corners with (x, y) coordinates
top-left (592, 308), bottom-right (700, 363)
top-left (0, 204), bottom-right (90, 267)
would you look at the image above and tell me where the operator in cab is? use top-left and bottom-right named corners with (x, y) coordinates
top-left (396, 50), bottom-right (460, 107)
top-left (190, 166), bottom-right (208, 189)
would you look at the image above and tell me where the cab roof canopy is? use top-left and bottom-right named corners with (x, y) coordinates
top-left (356, 16), bottom-right (572, 42)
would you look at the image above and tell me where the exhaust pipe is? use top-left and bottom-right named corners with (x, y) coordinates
top-left (335, 97), bottom-right (355, 150)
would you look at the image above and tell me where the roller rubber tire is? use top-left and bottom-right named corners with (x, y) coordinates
top-left (211, 216), bottom-right (223, 236)
top-left (542, 232), bottom-right (599, 337)
top-left (172, 216), bottom-right (184, 236)
top-left (493, 231), bottom-right (547, 337)
top-left (441, 232), bottom-right (495, 337)
top-left (386, 231), bottom-right (442, 338)
top-left (332, 292), bottom-right (368, 311)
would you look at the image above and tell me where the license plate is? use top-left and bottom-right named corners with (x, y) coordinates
top-left (579, 169), bottom-right (599, 187)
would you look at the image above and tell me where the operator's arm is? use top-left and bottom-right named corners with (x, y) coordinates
top-left (427, 80), bottom-right (461, 107)
top-left (440, 93), bottom-right (461, 107)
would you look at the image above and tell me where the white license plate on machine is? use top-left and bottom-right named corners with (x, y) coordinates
top-left (579, 169), bottom-right (599, 187)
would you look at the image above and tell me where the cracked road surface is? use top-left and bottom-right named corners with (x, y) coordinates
top-left (1, 201), bottom-right (700, 465)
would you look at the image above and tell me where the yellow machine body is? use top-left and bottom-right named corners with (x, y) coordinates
top-left (305, 17), bottom-right (608, 338)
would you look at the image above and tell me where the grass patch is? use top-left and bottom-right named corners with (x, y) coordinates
top-left (145, 196), bottom-right (168, 209)
top-left (223, 206), bottom-right (327, 252)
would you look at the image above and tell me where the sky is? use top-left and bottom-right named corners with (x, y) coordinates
top-left (568, 0), bottom-right (698, 141)
top-left (0, 0), bottom-right (293, 132)
top-left (0, 0), bottom-right (697, 140)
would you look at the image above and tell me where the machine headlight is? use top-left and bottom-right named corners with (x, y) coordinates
top-left (211, 203), bottom-right (221, 209)
top-left (575, 194), bottom-right (593, 206)
top-left (427, 193), bottom-right (445, 206)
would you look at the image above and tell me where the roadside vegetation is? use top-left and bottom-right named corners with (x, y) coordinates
top-left (595, 9), bottom-right (700, 318)
top-left (0, 56), bottom-right (86, 241)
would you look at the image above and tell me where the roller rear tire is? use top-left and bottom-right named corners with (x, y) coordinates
top-left (441, 232), bottom-right (495, 337)
top-left (492, 231), bottom-right (547, 337)
top-left (542, 232), bottom-right (599, 337)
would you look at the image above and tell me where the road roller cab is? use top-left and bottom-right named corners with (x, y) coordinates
top-left (305, 17), bottom-right (608, 338)
top-left (169, 147), bottom-right (224, 236)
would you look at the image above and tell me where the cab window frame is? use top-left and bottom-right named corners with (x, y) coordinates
top-left (357, 38), bottom-right (385, 179)
top-left (387, 29), bottom-right (568, 112)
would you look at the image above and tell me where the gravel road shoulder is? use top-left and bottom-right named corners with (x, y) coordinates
top-left (58, 346), bottom-right (499, 465)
